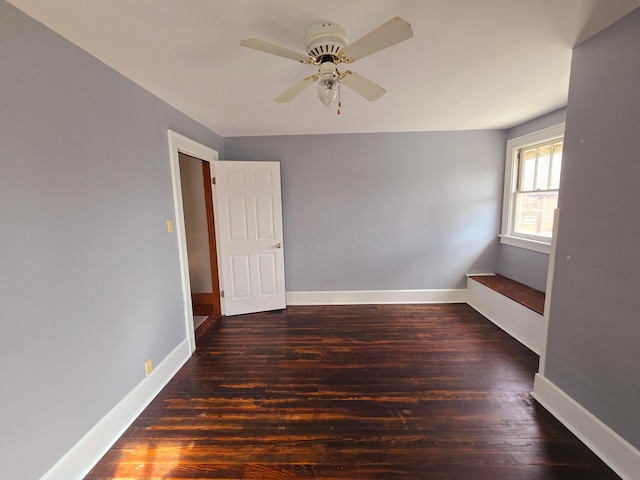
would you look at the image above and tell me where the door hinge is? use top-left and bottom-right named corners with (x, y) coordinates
top-left (220, 290), bottom-right (224, 298)
top-left (212, 177), bottom-right (216, 185)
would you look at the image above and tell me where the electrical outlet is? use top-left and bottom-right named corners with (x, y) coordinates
top-left (166, 219), bottom-right (174, 233)
top-left (145, 358), bottom-right (153, 376)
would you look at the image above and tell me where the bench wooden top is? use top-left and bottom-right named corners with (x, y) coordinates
top-left (469, 274), bottom-right (545, 315)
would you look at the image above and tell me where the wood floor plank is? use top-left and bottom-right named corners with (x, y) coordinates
top-left (84, 304), bottom-right (619, 479)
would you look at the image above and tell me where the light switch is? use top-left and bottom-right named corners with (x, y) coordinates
top-left (167, 219), bottom-right (174, 233)
top-left (145, 358), bottom-right (153, 376)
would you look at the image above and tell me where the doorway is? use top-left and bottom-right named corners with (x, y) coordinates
top-left (178, 153), bottom-right (221, 322)
top-left (168, 130), bottom-right (221, 354)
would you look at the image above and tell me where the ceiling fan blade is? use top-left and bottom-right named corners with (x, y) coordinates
top-left (274, 76), bottom-right (316, 103)
top-left (340, 17), bottom-right (413, 61)
top-left (240, 37), bottom-right (313, 63)
top-left (340, 71), bottom-right (386, 101)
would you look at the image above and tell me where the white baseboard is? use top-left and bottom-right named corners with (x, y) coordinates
top-left (41, 339), bottom-right (192, 480)
top-left (466, 277), bottom-right (545, 354)
top-left (533, 374), bottom-right (640, 480)
top-left (286, 289), bottom-right (467, 305)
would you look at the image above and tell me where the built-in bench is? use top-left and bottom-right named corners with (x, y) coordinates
top-left (466, 274), bottom-right (547, 355)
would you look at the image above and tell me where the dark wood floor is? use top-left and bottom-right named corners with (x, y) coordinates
top-left (85, 304), bottom-right (619, 479)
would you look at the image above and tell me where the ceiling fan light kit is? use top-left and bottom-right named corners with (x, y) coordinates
top-left (240, 16), bottom-right (413, 110)
top-left (317, 61), bottom-right (340, 107)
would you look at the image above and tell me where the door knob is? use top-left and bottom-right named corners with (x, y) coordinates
top-left (275, 242), bottom-right (282, 248)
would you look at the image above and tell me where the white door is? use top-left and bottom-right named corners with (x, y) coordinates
top-left (214, 161), bottom-right (286, 316)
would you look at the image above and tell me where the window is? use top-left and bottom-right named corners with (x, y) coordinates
top-left (500, 124), bottom-right (564, 254)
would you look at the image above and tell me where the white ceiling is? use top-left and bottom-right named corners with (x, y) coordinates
top-left (8, 0), bottom-right (640, 137)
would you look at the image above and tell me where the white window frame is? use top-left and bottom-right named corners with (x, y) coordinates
top-left (499, 123), bottom-right (565, 254)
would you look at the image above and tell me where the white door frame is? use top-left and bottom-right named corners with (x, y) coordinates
top-left (167, 130), bottom-right (221, 354)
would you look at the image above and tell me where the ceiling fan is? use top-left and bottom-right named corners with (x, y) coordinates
top-left (240, 17), bottom-right (413, 109)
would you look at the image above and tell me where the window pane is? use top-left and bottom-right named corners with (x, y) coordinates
top-left (521, 148), bottom-right (537, 191)
top-left (550, 142), bottom-right (563, 189)
top-left (514, 191), bottom-right (558, 238)
top-left (536, 145), bottom-right (551, 190)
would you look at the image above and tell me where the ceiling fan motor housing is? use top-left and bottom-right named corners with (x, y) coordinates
top-left (304, 23), bottom-right (349, 58)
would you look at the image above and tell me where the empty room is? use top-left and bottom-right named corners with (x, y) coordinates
top-left (1, 1), bottom-right (639, 479)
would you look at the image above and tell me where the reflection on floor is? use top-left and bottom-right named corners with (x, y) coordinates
top-left (85, 305), bottom-right (621, 480)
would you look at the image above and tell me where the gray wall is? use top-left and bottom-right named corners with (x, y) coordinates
top-left (495, 108), bottom-right (567, 291)
top-left (545, 8), bottom-right (640, 449)
top-left (0, 2), bottom-right (223, 479)
top-left (507, 108), bottom-right (566, 141)
top-left (225, 130), bottom-right (505, 291)
top-left (495, 245), bottom-right (550, 292)
top-left (179, 153), bottom-right (213, 292)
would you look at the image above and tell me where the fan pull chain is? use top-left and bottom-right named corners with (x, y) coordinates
top-left (337, 88), bottom-right (342, 115)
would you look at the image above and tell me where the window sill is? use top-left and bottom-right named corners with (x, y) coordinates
top-left (499, 234), bottom-right (550, 254)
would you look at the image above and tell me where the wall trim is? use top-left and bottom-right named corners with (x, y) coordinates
top-left (533, 374), bottom-right (640, 480)
top-left (41, 339), bottom-right (191, 480)
top-left (286, 289), bottom-right (467, 305)
top-left (498, 234), bottom-right (551, 254)
top-left (538, 208), bottom-right (560, 375)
